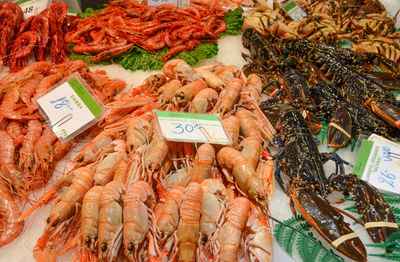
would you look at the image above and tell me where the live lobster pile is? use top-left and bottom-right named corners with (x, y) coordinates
top-left (243, 0), bottom-right (400, 62)
top-left (0, 2), bottom-right (71, 72)
top-left (18, 59), bottom-right (275, 261)
top-left (242, 28), bottom-right (399, 261)
top-left (0, 60), bottom-right (125, 248)
top-left (243, 28), bottom-right (400, 148)
top-left (66, 0), bottom-right (228, 62)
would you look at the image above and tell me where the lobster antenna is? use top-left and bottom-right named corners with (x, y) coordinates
top-left (331, 205), bottom-right (365, 226)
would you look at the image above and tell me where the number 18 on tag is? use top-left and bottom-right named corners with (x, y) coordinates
top-left (37, 73), bottom-right (104, 141)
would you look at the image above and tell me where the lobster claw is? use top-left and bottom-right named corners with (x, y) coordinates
top-left (369, 100), bottom-right (400, 129)
top-left (290, 186), bottom-right (367, 262)
top-left (327, 107), bottom-right (352, 148)
top-left (329, 174), bottom-right (399, 244)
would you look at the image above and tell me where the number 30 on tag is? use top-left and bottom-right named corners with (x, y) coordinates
top-left (155, 111), bottom-right (231, 145)
top-left (37, 73), bottom-right (104, 141)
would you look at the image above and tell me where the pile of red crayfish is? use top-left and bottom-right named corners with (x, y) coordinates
top-left (0, 2), bottom-right (71, 72)
top-left (66, 0), bottom-right (227, 62)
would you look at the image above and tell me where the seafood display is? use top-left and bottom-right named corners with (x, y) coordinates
top-left (1, 2), bottom-right (71, 72)
top-left (243, 0), bottom-right (400, 62)
top-left (0, 60), bottom-right (125, 247)
top-left (18, 59), bottom-right (275, 261)
top-left (66, 0), bottom-right (228, 63)
top-left (1, 0), bottom-right (400, 261)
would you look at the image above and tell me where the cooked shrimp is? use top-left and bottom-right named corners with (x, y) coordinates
top-left (0, 131), bottom-right (25, 192)
top-left (31, 124), bottom-right (58, 189)
top-left (53, 139), bottom-right (76, 161)
top-left (221, 116), bottom-right (240, 148)
top-left (45, 167), bottom-right (94, 233)
top-left (75, 131), bottom-right (118, 166)
top-left (113, 158), bottom-right (128, 184)
top-left (240, 137), bottom-right (262, 170)
top-left (158, 80), bottom-right (182, 106)
top-left (244, 210), bottom-right (272, 262)
top-left (217, 147), bottom-right (269, 212)
top-left (173, 79), bottom-right (208, 107)
top-left (189, 88), bottom-right (218, 114)
top-left (0, 182), bottom-right (24, 248)
top-left (217, 197), bottom-right (250, 262)
top-left (34, 73), bottom-right (64, 99)
top-left (215, 65), bottom-right (242, 83)
top-left (5, 121), bottom-right (24, 148)
top-left (189, 144), bottom-right (215, 183)
top-left (125, 146), bottom-right (146, 186)
top-left (163, 59), bottom-right (201, 84)
top-left (257, 151), bottom-right (274, 198)
top-left (81, 186), bottom-right (103, 252)
top-left (177, 182), bottom-right (203, 262)
top-left (144, 132), bottom-right (169, 175)
top-left (156, 186), bottom-right (185, 241)
top-left (94, 140), bottom-right (127, 186)
top-left (236, 110), bottom-right (262, 144)
top-left (195, 67), bottom-right (225, 90)
top-left (166, 168), bottom-right (191, 189)
top-left (126, 117), bottom-right (153, 151)
top-left (123, 181), bottom-right (156, 260)
top-left (200, 179), bottom-right (227, 240)
top-left (98, 181), bottom-right (125, 260)
top-left (19, 120), bottom-right (42, 173)
top-left (218, 78), bottom-right (244, 116)
top-left (240, 74), bottom-right (262, 106)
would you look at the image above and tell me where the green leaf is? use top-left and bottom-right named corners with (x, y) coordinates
top-left (382, 193), bottom-right (400, 205)
top-left (77, 7), bottom-right (104, 19)
top-left (220, 7), bottom-right (244, 36)
top-left (273, 216), bottom-right (342, 262)
top-left (296, 233), bottom-right (344, 262)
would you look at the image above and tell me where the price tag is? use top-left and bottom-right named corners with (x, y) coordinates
top-left (16, 0), bottom-right (50, 19)
top-left (282, 1), bottom-right (307, 21)
top-left (37, 73), bottom-right (104, 141)
top-left (353, 139), bottom-right (400, 195)
top-left (147, 0), bottom-right (190, 8)
top-left (155, 111), bottom-right (231, 145)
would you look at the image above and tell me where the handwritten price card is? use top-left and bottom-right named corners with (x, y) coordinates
top-left (354, 139), bottom-right (400, 194)
top-left (37, 73), bottom-right (103, 141)
top-left (16, 0), bottom-right (50, 19)
top-left (155, 111), bottom-right (231, 145)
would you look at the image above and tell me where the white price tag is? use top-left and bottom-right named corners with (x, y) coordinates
top-left (155, 111), bottom-right (231, 145)
top-left (282, 1), bottom-right (307, 21)
top-left (147, 0), bottom-right (190, 7)
top-left (354, 139), bottom-right (400, 194)
top-left (16, 0), bottom-right (50, 19)
top-left (37, 73), bottom-right (104, 141)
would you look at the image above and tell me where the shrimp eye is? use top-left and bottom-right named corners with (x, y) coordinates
top-left (19, 185), bottom-right (24, 189)
top-left (101, 243), bottom-right (108, 252)
top-left (46, 217), bottom-right (51, 223)
top-left (85, 236), bottom-right (91, 245)
top-left (128, 242), bottom-right (135, 251)
top-left (201, 235), bottom-right (208, 244)
top-left (52, 220), bottom-right (58, 227)
top-left (257, 195), bottom-right (265, 201)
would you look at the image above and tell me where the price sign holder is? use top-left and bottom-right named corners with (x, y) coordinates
top-left (16, 0), bottom-right (50, 19)
top-left (36, 72), bottom-right (104, 141)
top-left (282, 0), bottom-right (307, 21)
top-left (353, 137), bottom-right (400, 195)
top-left (154, 111), bottom-right (231, 145)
